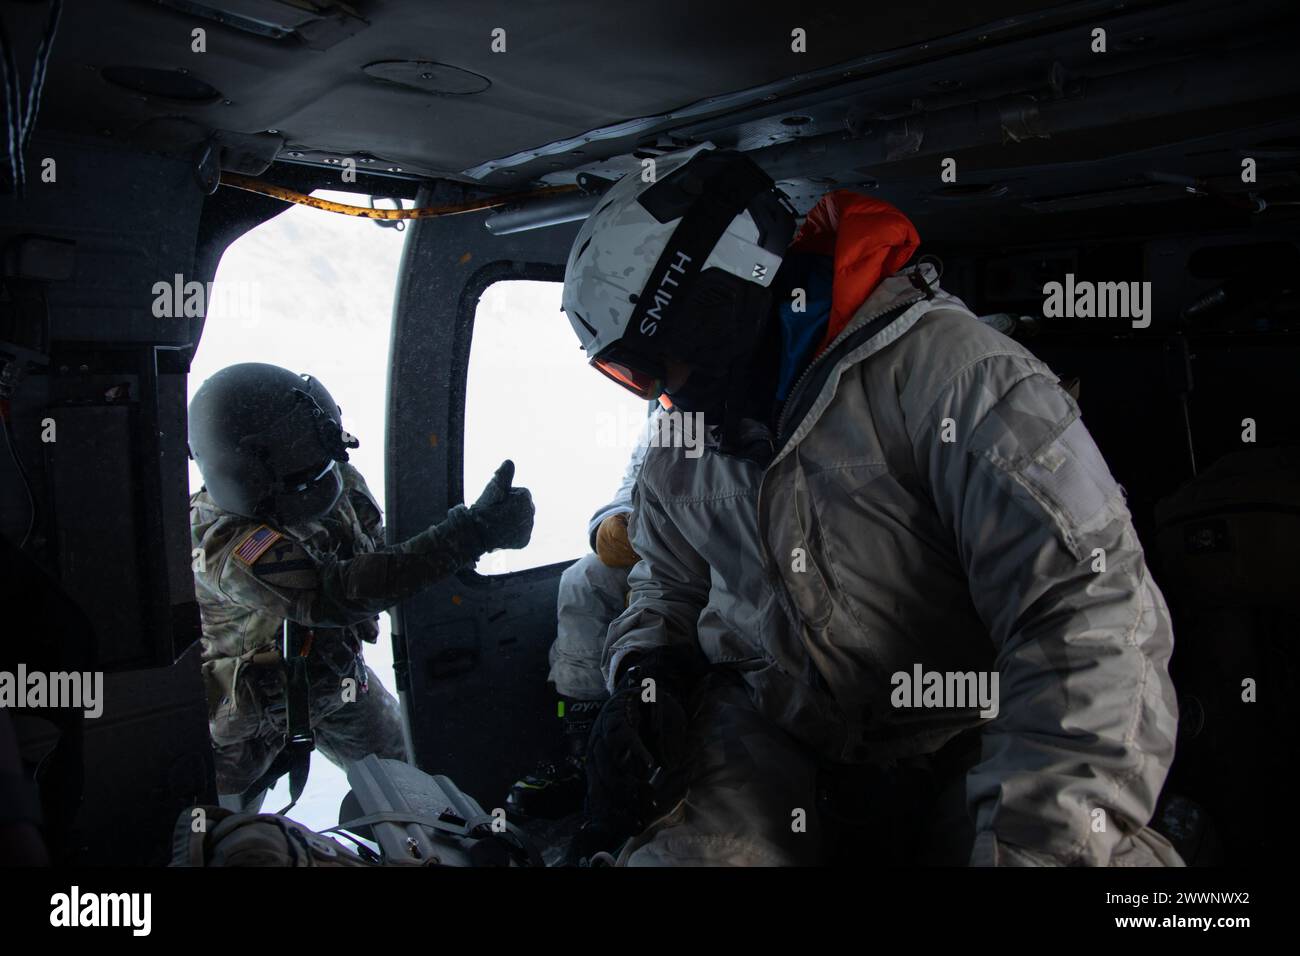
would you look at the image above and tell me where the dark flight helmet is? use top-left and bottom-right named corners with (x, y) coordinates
top-left (188, 363), bottom-right (360, 525)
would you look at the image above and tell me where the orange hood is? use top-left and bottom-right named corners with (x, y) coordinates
top-left (789, 190), bottom-right (921, 355)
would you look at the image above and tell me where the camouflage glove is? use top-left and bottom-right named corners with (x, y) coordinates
top-left (467, 460), bottom-right (535, 553)
top-left (595, 512), bottom-right (640, 567)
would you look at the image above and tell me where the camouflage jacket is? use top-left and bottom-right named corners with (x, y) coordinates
top-left (191, 462), bottom-right (484, 741)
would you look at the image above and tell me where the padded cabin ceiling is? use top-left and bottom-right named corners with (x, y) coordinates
top-left (26, 0), bottom-right (1060, 182)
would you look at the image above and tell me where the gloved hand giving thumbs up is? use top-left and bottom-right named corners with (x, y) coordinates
top-left (467, 459), bottom-right (535, 553)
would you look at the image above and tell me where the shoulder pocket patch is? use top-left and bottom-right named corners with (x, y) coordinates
top-left (1012, 416), bottom-right (1127, 560)
top-left (247, 536), bottom-right (319, 590)
top-left (232, 525), bottom-right (283, 566)
top-left (973, 377), bottom-right (1126, 561)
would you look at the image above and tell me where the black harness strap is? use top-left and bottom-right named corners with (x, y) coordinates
top-left (278, 619), bottom-right (315, 814)
top-left (618, 154), bottom-right (775, 359)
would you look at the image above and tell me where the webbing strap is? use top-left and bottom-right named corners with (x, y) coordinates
top-left (278, 620), bottom-right (315, 815)
top-left (619, 153), bottom-right (774, 356)
top-left (330, 811), bottom-right (545, 867)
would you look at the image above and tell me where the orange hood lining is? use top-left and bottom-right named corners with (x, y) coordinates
top-left (788, 190), bottom-right (921, 356)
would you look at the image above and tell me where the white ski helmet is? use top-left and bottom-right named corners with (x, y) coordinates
top-left (561, 143), bottom-right (797, 400)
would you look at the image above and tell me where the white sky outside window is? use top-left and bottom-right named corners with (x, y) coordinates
top-left (464, 280), bottom-right (652, 575)
top-left (188, 192), bottom-right (642, 833)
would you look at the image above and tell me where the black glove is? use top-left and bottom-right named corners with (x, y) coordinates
top-left (467, 460), bottom-right (534, 553)
top-left (583, 646), bottom-right (708, 849)
top-left (564, 818), bottom-right (627, 867)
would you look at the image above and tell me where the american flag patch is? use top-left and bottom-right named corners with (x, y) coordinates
top-left (232, 525), bottom-right (283, 566)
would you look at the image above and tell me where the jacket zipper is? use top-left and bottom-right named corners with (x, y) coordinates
top-left (773, 294), bottom-right (923, 446)
top-left (756, 292), bottom-right (925, 674)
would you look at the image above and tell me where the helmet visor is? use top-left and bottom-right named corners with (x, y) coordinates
top-left (278, 457), bottom-right (337, 494)
top-left (592, 345), bottom-right (665, 400)
top-left (271, 461), bottom-right (343, 525)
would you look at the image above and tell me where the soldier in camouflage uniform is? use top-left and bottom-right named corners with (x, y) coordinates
top-left (188, 363), bottom-right (533, 810)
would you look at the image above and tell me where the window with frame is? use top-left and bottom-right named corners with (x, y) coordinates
top-left (464, 278), bottom-right (651, 575)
